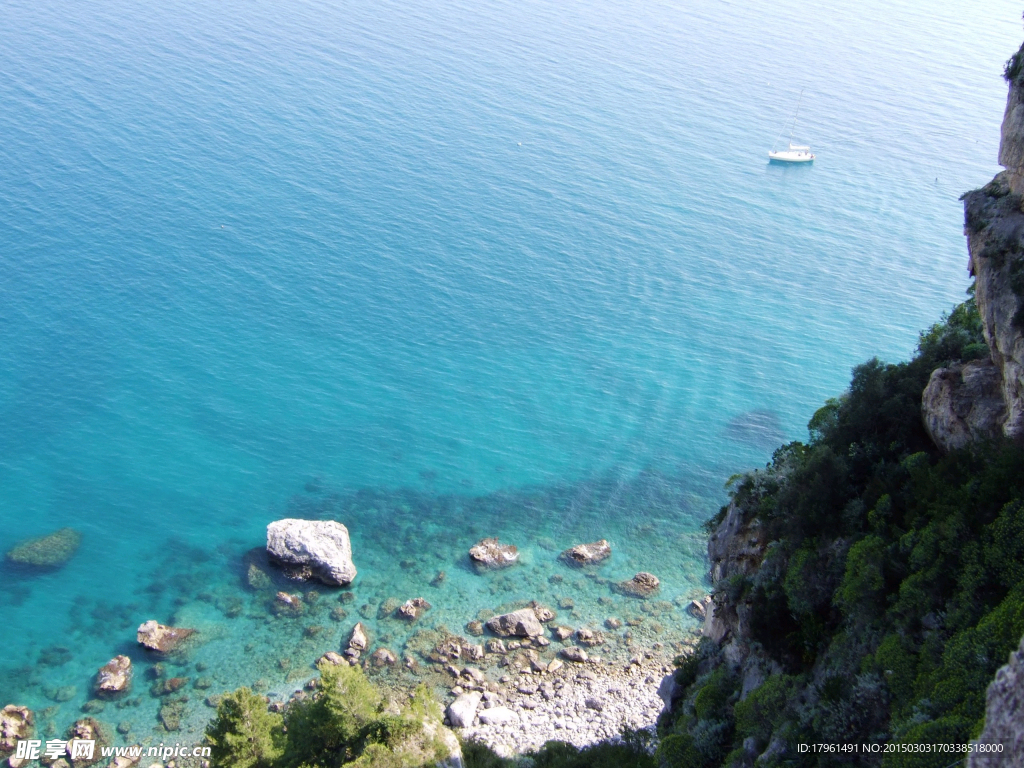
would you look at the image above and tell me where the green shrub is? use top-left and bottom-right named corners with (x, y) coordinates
top-left (733, 675), bottom-right (796, 747)
top-left (671, 289), bottom-right (1024, 767)
top-left (206, 687), bottom-right (285, 768)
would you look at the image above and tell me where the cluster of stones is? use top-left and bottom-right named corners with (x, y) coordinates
top-left (1, 518), bottom-right (697, 763)
top-left (452, 651), bottom-right (675, 756)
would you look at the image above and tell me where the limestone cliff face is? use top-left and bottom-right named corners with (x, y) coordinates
top-left (939, 75), bottom-right (1024, 447)
top-left (703, 495), bottom-right (770, 664)
top-left (967, 635), bottom-right (1024, 767)
top-left (921, 358), bottom-right (1006, 451)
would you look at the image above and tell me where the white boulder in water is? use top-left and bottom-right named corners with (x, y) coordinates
top-left (266, 519), bottom-right (357, 586)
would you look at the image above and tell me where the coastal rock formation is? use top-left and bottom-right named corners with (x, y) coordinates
top-left (952, 69), bottom-right (1024, 446)
top-left (559, 540), bottom-right (611, 567)
top-left (485, 608), bottom-right (543, 638)
top-left (136, 621), bottom-right (196, 653)
top-left (468, 538), bottom-right (519, 570)
top-left (5, 528), bottom-right (81, 568)
top-left (614, 572), bottom-right (660, 598)
top-left (922, 358), bottom-right (1007, 452)
top-left (266, 519), bottom-right (357, 586)
top-left (396, 597), bottom-right (431, 621)
top-left (0, 705), bottom-right (33, 755)
top-left (708, 499), bottom-right (768, 584)
top-left (968, 634), bottom-right (1024, 767)
top-left (94, 656), bottom-right (132, 695)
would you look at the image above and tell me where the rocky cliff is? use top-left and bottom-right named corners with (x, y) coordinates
top-left (925, 68), bottom-right (1024, 451)
top-left (967, 635), bottom-right (1024, 768)
top-left (670, 53), bottom-right (1024, 766)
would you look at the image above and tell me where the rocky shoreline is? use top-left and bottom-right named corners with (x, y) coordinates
top-left (2, 521), bottom-right (707, 767)
top-left (456, 651), bottom-right (675, 756)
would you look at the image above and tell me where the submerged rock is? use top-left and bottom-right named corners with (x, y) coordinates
top-left (529, 602), bottom-right (556, 623)
top-left (246, 562), bottom-right (271, 591)
top-left (559, 540), bottom-right (611, 567)
top-left (615, 572), bottom-right (661, 598)
top-left (5, 528), bottom-right (81, 568)
top-left (266, 519), bottom-right (357, 586)
top-left (574, 628), bottom-right (604, 647)
top-left (370, 648), bottom-right (397, 667)
top-left (465, 620), bottom-right (484, 637)
top-left (136, 621), bottom-right (196, 654)
top-left (485, 608), bottom-right (543, 638)
top-left (0, 705), bottom-right (34, 755)
top-left (396, 597), bottom-right (431, 621)
top-left (273, 591), bottom-right (304, 616)
top-left (468, 538), bottom-right (519, 570)
top-left (95, 656), bottom-right (132, 696)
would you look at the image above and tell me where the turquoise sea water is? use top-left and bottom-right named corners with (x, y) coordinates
top-left (0, 0), bottom-right (1020, 747)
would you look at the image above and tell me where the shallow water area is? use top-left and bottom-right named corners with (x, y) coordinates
top-left (1, 470), bottom-right (714, 746)
top-left (1, 0), bottom-right (1022, 755)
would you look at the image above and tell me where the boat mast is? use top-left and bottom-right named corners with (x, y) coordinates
top-left (789, 89), bottom-right (804, 148)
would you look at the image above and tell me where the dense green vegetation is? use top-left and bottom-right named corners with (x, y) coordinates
top-left (657, 292), bottom-right (1024, 767)
top-left (206, 662), bottom-right (452, 768)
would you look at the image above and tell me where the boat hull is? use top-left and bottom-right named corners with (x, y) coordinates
top-left (768, 151), bottom-right (815, 163)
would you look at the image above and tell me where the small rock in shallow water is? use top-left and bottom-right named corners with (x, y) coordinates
top-left (465, 620), bottom-right (484, 637)
top-left (615, 572), bottom-right (660, 598)
top-left (95, 655), bottom-right (133, 696)
top-left (575, 628), bottom-right (604, 647)
top-left (486, 608), bottom-right (543, 638)
top-left (396, 597), bottom-right (431, 621)
top-left (348, 622), bottom-right (369, 652)
top-left (469, 538), bottom-right (519, 570)
top-left (560, 647), bottom-right (588, 663)
top-left (559, 540), bottom-right (612, 568)
top-left (137, 621), bottom-right (196, 653)
top-left (552, 626), bottom-right (573, 641)
top-left (371, 648), bottom-right (397, 667)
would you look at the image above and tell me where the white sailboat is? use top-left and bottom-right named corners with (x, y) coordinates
top-left (769, 90), bottom-right (815, 163)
